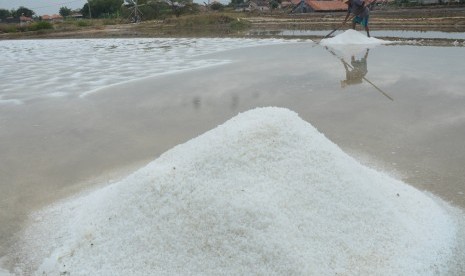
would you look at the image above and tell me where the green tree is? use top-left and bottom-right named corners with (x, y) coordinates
top-left (269, 0), bottom-right (279, 13)
top-left (143, 0), bottom-right (175, 20)
top-left (82, 3), bottom-right (91, 18)
top-left (210, 2), bottom-right (224, 11)
top-left (228, 0), bottom-right (245, 7)
top-left (82, 0), bottom-right (123, 18)
top-left (13, 6), bottom-right (35, 18)
top-left (59, 6), bottom-right (73, 17)
top-left (0, 9), bottom-right (11, 20)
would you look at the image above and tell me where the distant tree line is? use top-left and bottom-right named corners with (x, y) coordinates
top-left (0, 6), bottom-right (35, 20)
top-left (59, 7), bottom-right (73, 17)
top-left (0, 0), bottom-right (206, 22)
top-left (2, 0), bottom-right (465, 22)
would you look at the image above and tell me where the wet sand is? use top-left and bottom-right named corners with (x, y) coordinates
top-left (1, 42), bottom-right (465, 263)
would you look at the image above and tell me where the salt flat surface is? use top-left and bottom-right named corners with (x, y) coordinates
top-left (12, 107), bottom-right (460, 275)
top-left (0, 38), bottom-right (298, 104)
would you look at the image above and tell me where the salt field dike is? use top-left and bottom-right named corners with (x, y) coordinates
top-left (1, 8), bottom-right (465, 275)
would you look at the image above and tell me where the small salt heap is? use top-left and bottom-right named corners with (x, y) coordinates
top-left (12, 107), bottom-right (457, 275)
top-left (320, 29), bottom-right (390, 45)
top-left (319, 29), bottom-right (391, 62)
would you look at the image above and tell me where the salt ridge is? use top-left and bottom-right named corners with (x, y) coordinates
top-left (12, 107), bottom-right (458, 275)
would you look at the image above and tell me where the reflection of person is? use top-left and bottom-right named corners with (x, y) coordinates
top-left (340, 48), bottom-right (369, 88)
top-left (342, 0), bottom-right (370, 37)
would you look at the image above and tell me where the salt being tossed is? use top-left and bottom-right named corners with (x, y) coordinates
top-left (11, 107), bottom-right (461, 275)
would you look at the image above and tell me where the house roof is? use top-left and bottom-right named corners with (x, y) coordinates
top-left (42, 14), bottom-right (63, 20)
top-left (248, 0), bottom-right (270, 6)
top-left (281, 1), bottom-right (293, 7)
top-left (291, 0), bottom-right (348, 11)
top-left (309, 0), bottom-right (347, 11)
top-left (19, 16), bottom-right (33, 21)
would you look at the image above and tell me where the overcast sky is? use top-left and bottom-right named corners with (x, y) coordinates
top-left (0, 0), bottom-right (88, 15)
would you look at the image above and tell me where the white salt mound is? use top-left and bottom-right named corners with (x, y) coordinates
top-left (320, 29), bottom-right (390, 45)
top-left (14, 107), bottom-right (458, 275)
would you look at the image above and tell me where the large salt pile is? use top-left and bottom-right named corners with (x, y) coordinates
top-left (13, 107), bottom-right (458, 275)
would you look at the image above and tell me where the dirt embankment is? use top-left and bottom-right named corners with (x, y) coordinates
top-left (249, 8), bottom-right (465, 31)
top-left (1, 7), bottom-right (464, 43)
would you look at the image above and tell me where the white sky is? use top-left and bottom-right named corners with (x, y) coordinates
top-left (0, 0), bottom-right (88, 15)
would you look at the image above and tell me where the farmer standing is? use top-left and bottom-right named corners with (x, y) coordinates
top-left (343, 0), bottom-right (371, 37)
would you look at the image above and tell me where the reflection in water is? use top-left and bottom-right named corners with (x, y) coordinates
top-left (192, 94), bottom-right (240, 111)
top-left (340, 49), bottom-right (369, 88)
top-left (231, 94), bottom-right (239, 111)
top-left (325, 46), bottom-right (393, 101)
top-left (193, 96), bottom-right (201, 109)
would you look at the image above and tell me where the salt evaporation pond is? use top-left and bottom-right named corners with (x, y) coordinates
top-left (10, 107), bottom-right (464, 275)
top-left (1, 32), bottom-right (465, 274)
top-left (0, 38), bottom-right (298, 104)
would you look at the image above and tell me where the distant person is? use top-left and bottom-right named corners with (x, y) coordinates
top-left (341, 49), bottom-right (369, 88)
top-left (342, 0), bottom-right (371, 37)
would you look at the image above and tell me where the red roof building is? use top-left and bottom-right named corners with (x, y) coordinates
top-left (19, 16), bottom-right (33, 22)
top-left (291, 0), bottom-right (347, 13)
top-left (42, 14), bottom-right (64, 22)
top-left (309, 0), bottom-right (348, 11)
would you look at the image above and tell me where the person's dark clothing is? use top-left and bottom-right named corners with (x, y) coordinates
top-left (348, 0), bottom-right (369, 19)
